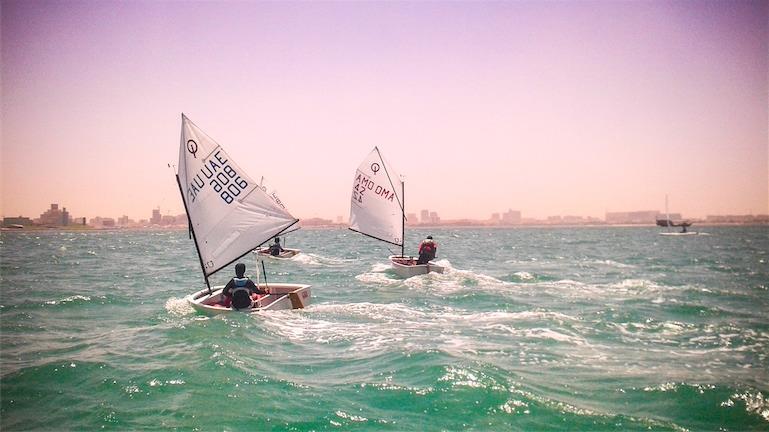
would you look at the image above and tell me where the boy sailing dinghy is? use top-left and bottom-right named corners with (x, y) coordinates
top-left (252, 178), bottom-right (302, 259)
top-left (175, 114), bottom-right (311, 313)
top-left (349, 147), bottom-right (444, 278)
top-left (254, 247), bottom-right (301, 260)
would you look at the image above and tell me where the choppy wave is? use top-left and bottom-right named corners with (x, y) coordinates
top-left (2, 226), bottom-right (768, 431)
top-left (291, 253), bottom-right (355, 266)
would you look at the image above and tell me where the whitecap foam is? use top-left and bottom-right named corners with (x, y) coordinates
top-left (334, 411), bottom-right (368, 422)
top-left (514, 271), bottom-right (535, 280)
top-left (612, 279), bottom-right (661, 290)
top-left (728, 391), bottom-right (769, 421)
top-left (371, 262), bottom-right (392, 273)
top-left (521, 327), bottom-right (588, 345)
top-left (430, 258), bottom-right (452, 268)
top-left (45, 295), bottom-right (91, 305)
top-left (285, 253), bottom-right (356, 267)
top-left (355, 272), bottom-right (401, 286)
top-left (588, 259), bottom-right (635, 268)
top-left (256, 303), bottom-right (586, 354)
top-left (165, 297), bottom-right (195, 316)
top-left (401, 267), bottom-right (515, 296)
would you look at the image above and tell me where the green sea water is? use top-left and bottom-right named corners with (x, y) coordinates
top-left (1, 226), bottom-right (768, 431)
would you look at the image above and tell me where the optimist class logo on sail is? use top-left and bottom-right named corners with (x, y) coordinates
top-left (186, 143), bottom-right (249, 205)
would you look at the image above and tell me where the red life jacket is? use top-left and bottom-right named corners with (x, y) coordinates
top-left (420, 240), bottom-right (436, 254)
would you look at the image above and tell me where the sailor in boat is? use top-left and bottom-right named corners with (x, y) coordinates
top-left (221, 263), bottom-right (269, 309)
top-left (416, 235), bottom-right (437, 265)
top-left (267, 237), bottom-right (285, 256)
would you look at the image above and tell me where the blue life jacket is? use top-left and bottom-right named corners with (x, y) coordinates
top-left (231, 277), bottom-right (252, 309)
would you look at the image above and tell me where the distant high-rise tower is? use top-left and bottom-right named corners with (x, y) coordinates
top-left (502, 209), bottom-right (521, 225)
top-left (420, 209), bottom-right (429, 224)
top-left (61, 207), bottom-right (70, 226)
top-left (39, 204), bottom-right (64, 226)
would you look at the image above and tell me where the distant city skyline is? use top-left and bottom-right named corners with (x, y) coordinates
top-left (2, 1), bottom-right (767, 221)
top-left (4, 202), bottom-right (766, 229)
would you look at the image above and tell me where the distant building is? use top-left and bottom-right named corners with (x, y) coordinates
top-left (605, 211), bottom-right (659, 224)
top-left (501, 209), bottom-right (521, 225)
top-left (3, 216), bottom-right (33, 227)
top-left (301, 217), bottom-right (334, 226)
top-left (442, 218), bottom-right (484, 226)
top-left (38, 204), bottom-right (69, 226)
top-left (420, 209), bottom-right (429, 224)
top-left (706, 214), bottom-right (769, 224)
top-left (151, 208), bottom-right (161, 225)
top-left (89, 216), bottom-right (105, 227)
top-left (406, 213), bottom-right (418, 226)
top-left (417, 209), bottom-right (441, 224)
top-left (562, 215), bottom-right (584, 224)
top-left (117, 215), bottom-right (133, 226)
top-left (174, 214), bottom-right (188, 226)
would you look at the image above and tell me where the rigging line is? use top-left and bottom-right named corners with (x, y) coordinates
top-left (373, 147), bottom-right (404, 212)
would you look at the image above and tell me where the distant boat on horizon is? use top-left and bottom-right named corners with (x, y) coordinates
top-left (657, 194), bottom-right (698, 236)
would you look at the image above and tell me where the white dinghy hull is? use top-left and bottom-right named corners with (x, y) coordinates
top-left (186, 284), bottom-right (312, 315)
top-left (253, 248), bottom-right (301, 259)
top-left (389, 255), bottom-right (444, 278)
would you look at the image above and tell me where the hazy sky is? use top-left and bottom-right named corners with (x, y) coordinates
top-left (2, 0), bottom-right (767, 221)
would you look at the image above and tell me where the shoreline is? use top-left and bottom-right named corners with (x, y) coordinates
top-left (2, 222), bottom-right (767, 233)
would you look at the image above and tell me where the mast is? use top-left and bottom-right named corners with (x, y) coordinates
top-left (176, 174), bottom-right (211, 292)
top-left (401, 178), bottom-right (405, 257)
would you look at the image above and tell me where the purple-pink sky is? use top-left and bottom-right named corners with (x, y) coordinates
top-left (1, 0), bottom-right (767, 221)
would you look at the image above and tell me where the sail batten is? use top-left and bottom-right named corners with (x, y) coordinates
top-left (177, 115), bottom-right (297, 277)
top-left (349, 147), bottom-right (404, 247)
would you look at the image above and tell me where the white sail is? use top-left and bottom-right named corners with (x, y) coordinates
top-left (177, 114), bottom-right (297, 277)
top-left (256, 175), bottom-right (292, 215)
top-left (349, 147), bottom-right (404, 246)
